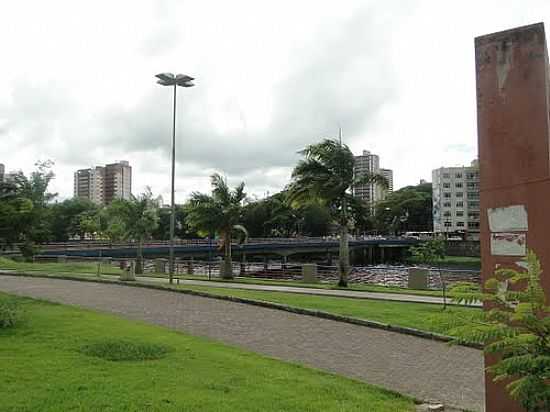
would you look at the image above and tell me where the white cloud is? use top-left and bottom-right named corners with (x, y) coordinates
top-left (1, 0), bottom-right (550, 201)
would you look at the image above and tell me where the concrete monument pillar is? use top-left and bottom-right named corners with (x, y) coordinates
top-left (476, 22), bottom-right (550, 412)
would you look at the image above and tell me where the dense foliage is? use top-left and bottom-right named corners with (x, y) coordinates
top-left (450, 251), bottom-right (550, 411)
top-left (374, 183), bottom-right (432, 234)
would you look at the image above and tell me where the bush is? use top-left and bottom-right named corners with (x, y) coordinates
top-left (80, 339), bottom-right (171, 361)
top-left (450, 251), bottom-right (550, 412)
top-left (0, 297), bottom-right (21, 329)
top-left (18, 241), bottom-right (42, 261)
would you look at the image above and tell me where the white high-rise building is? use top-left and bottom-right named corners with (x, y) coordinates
top-left (74, 166), bottom-right (105, 205)
top-left (432, 160), bottom-right (480, 236)
top-left (353, 150), bottom-right (393, 206)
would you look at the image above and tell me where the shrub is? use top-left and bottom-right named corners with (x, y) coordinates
top-left (18, 241), bottom-right (42, 261)
top-left (450, 251), bottom-right (550, 412)
top-left (0, 297), bottom-right (21, 329)
top-left (80, 339), bottom-right (171, 361)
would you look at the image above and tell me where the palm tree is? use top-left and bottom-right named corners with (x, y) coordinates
top-left (185, 174), bottom-right (247, 279)
top-left (288, 139), bottom-right (388, 287)
top-left (111, 188), bottom-right (159, 274)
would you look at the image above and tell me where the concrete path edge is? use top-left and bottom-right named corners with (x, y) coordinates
top-left (0, 271), bottom-right (483, 350)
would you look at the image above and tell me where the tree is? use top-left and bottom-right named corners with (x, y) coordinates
top-left (110, 188), bottom-right (159, 274)
top-left (0, 161), bottom-right (57, 257)
top-left (49, 198), bottom-right (98, 241)
top-left (411, 238), bottom-right (448, 309)
top-left (152, 206), bottom-right (193, 240)
top-left (374, 183), bottom-right (432, 234)
top-left (185, 174), bottom-right (247, 279)
top-left (300, 201), bottom-right (331, 237)
top-left (288, 139), bottom-right (387, 287)
top-left (0, 182), bottom-right (33, 250)
top-left (450, 251), bottom-right (550, 411)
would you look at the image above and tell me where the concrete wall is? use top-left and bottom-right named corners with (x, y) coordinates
top-left (476, 22), bottom-right (550, 412)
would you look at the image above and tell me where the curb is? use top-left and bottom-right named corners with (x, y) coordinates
top-left (0, 271), bottom-right (482, 350)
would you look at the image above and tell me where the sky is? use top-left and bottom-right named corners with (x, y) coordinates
top-left (1, 0), bottom-right (550, 203)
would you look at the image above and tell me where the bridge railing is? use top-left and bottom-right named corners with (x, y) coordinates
top-left (26, 235), bottom-right (415, 253)
top-left (11, 255), bottom-right (481, 290)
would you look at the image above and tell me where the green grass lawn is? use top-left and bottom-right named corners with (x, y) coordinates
top-left (176, 284), bottom-right (481, 337)
top-left (0, 293), bottom-right (415, 411)
top-left (0, 256), bottom-right (122, 276)
top-left (407, 255), bottom-right (481, 270)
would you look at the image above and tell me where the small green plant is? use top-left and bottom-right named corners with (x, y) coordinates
top-left (0, 297), bottom-right (21, 329)
top-left (18, 241), bottom-right (42, 261)
top-left (411, 238), bottom-right (447, 309)
top-left (450, 250), bottom-right (550, 412)
top-left (80, 339), bottom-right (171, 361)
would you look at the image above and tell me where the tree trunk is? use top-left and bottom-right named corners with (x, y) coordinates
top-left (221, 231), bottom-right (233, 279)
top-left (136, 239), bottom-right (143, 275)
top-left (338, 224), bottom-right (350, 287)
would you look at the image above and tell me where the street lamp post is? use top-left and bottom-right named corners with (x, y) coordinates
top-left (155, 72), bottom-right (195, 284)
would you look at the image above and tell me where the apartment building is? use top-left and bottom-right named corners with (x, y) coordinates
top-left (104, 161), bottom-right (132, 204)
top-left (432, 160), bottom-right (480, 236)
top-left (353, 150), bottom-right (393, 206)
top-left (0, 163), bottom-right (4, 183)
top-left (74, 161), bottom-right (131, 205)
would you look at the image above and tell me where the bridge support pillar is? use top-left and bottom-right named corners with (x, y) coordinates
top-left (367, 247), bottom-right (374, 265)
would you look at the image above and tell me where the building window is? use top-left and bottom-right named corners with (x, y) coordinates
top-left (443, 183), bottom-right (450, 189)
top-left (456, 222), bottom-right (465, 227)
top-left (455, 182), bottom-right (463, 188)
top-left (444, 222), bottom-right (452, 227)
top-left (456, 211), bottom-right (464, 217)
top-left (455, 173), bottom-right (463, 179)
top-left (456, 192), bottom-right (464, 198)
top-left (443, 202), bottom-right (451, 207)
top-left (468, 212), bottom-right (480, 220)
top-left (467, 182), bottom-right (478, 189)
top-left (443, 173), bottom-right (450, 179)
top-left (468, 222), bottom-right (480, 229)
top-left (467, 192), bottom-right (479, 199)
top-left (443, 211), bottom-right (451, 217)
top-left (468, 201), bottom-right (480, 208)
top-left (444, 192), bottom-right (451, 198)
top-left (456, 201), bottom-right (464, 208)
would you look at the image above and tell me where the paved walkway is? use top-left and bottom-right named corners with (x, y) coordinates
top-left (0, 275), bottom-right (484, 411)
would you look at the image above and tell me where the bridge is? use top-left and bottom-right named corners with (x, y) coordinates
top-left (38, 238), bottom-right (420, 265)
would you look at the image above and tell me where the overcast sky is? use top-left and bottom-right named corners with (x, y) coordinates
top-left (1, 1), bottom-right (549, 203)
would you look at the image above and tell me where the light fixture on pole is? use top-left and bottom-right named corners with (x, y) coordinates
top-left (155, 72), bottom-right (195, 284)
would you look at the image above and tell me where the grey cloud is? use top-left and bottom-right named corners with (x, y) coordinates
top-left (2, 4), bottom-right (412, 196)
top-left (96, 6), bottom-right (404, 185)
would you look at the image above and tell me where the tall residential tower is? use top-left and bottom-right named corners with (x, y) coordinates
top-left (353, 150), bottom-right (393, 207)
top-left (74, 161), bottom-right (131, 205)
